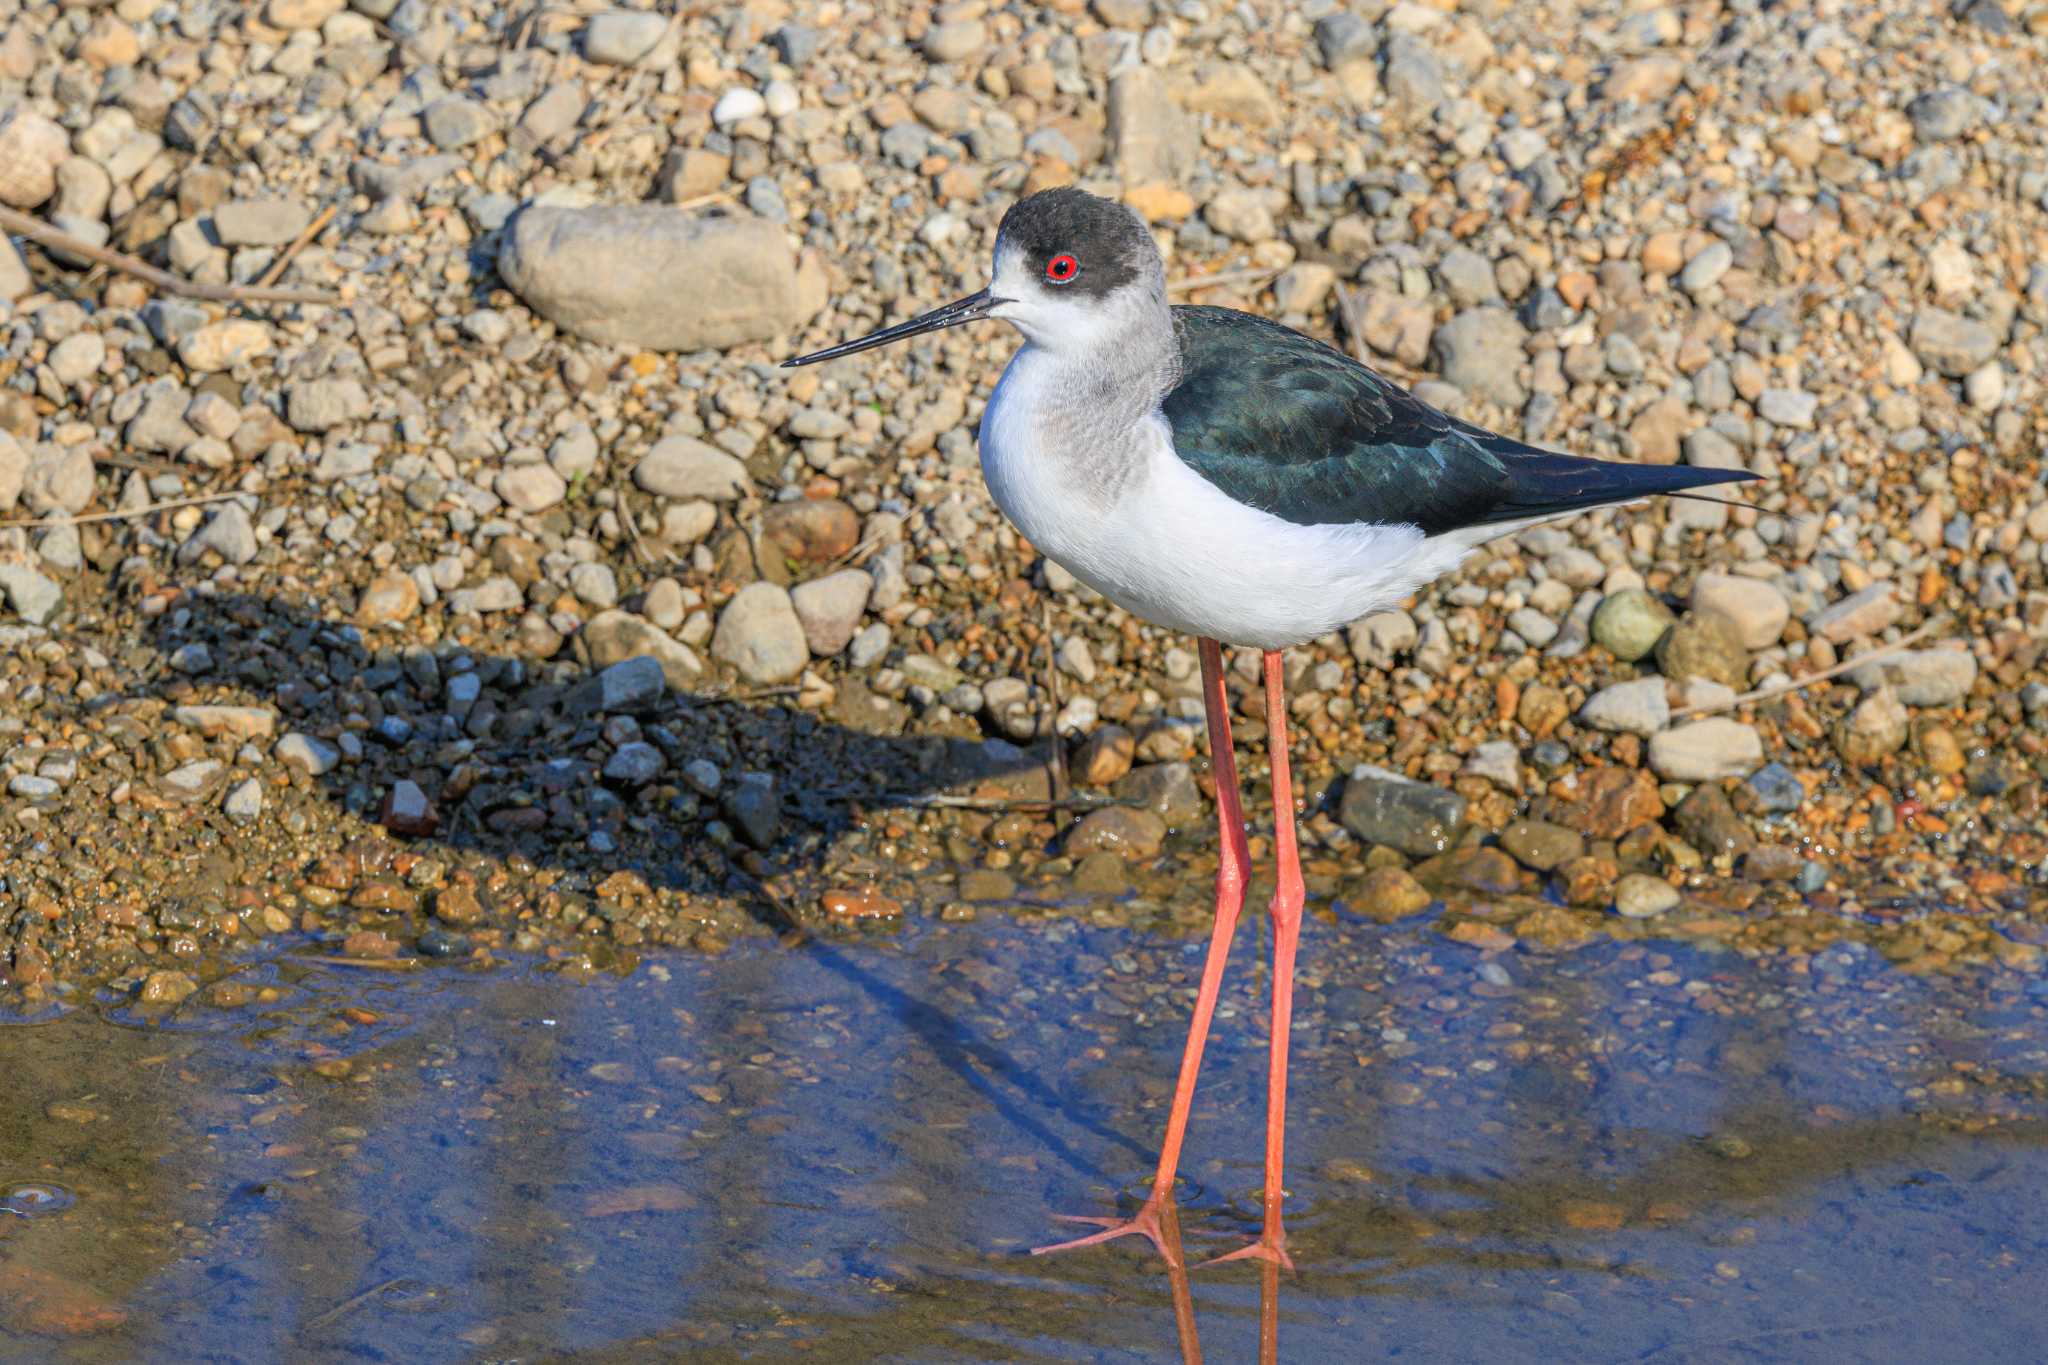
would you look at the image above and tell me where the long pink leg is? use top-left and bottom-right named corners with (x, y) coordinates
top-left (1034, 637), bottom-right (1252, 1266)
top-left (1204, 649), bottom-right (1303, 1271)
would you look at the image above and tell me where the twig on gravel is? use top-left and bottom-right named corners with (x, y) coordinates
top-left (0, 491), bottom-right (243, 531)
top-left (302, 1279), bottom-right (411, 1333)
top-left (669, 190), bottom-right (738, 212)
top-left (306, 956), bottom-right (421, 971)
top-left (1671, 614), bottom-right (1954, 718)
top-left (253, 203), bottom-right (339, 290)
top-left (0, 204), bottom-right (337, 307)
top-left (883, 793), bottom-right (1119, 812)
top-left (1167, 265), bottom-right (1282, 295)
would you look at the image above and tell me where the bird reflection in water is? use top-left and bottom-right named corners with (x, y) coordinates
top-left (1152, 1198), bottom-right (1281, 1365)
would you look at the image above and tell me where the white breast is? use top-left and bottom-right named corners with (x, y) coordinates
top-left (980, 345), bottom-right (1482, 650)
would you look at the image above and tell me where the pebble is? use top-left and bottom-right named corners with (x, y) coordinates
top-left (711, 583), bottom-right (809, 684)
top-left (1689, 573), bottom-right (1789, 650)
top-left (583, 11), bottom-right (668, 66)
top-left (1591, 588), bottom-right (1675, 662)
top-left (1807, 583), bottom-right (1901, 643)
top-left (499, 206), bottom-right (820, 351)
top-left (496, 463), bottom-right (568, 513)
top-left (1614, 873), bottom-right (1680, 918)
top-left (1339, 767), bottom-right (1468, 858)
top-left (1654, 611), bottom-right (1748, 689)
top-left (0, 564), bottom-right (62, 624)
top-left (211, 199), bottom-right (311, 247)
top-left (177, 320), bottom-right (272, 373)
top-left (1430, 307), bottom-right (1527, 408)
top-left (633, 436), bottom-right (750, 501)
top-left (1649, 718), bottom-right (1763, 782)
top-left (1578, 677), bottom-right (1670, 736)
top-left (789, 569), bottom-right (872, 656)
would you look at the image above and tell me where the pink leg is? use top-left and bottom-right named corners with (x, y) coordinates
top-left (1035, 637), bottom-right (1251, 1267)
top-left (1204, 650), bottom-right (1303, 1271)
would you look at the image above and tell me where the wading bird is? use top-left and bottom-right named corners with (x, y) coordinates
top-left (784, 187), bottom-right (1756, 1269)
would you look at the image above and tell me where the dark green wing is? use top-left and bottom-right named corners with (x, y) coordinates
top-left (1161, 306), bottom-right (1755, 533)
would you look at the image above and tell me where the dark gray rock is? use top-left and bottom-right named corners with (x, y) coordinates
top-left (1339, 767), bottom-right (1468, 857)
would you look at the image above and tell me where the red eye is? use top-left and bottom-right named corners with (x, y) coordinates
top-left (1045, 254), bottom-right (1079, 283)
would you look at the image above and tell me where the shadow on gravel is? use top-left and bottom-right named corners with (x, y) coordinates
top-left (134, 588), bottom-right (1058, 931)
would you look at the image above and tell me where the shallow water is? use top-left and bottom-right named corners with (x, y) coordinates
top-left (5, 908), bottom-right (2048, 1362)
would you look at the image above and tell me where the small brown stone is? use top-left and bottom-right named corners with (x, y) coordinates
top-left (139, 969), bottom-right (198, 1005)
top-left (1672, 783), bottom-right (1756, 858)
top-left (1072, 724), bottom-right (1136, 787)
top-left (1517, 682), bottom-right (1569, 737)
top-left (351, 878), bottom-right (420, 913)
top-left (356, 571), bottom-right (420, 627)
top-left (1444, 920), bottom-right (1516, 952)
top-left (763, 497), bottom-right (861, 564)
top-left (1655, 609), bottom-right (1749, 689)
top-left (1742, 846), bottom-right (1804, 882)
top-left (341, 930), bottom-right (400, 958)
top-left (434, 883), bottom-right (485, 924)
top-left (820, 887), bottom-right (903, 918)
top-left (1553, 854), bottom-right (1620, 907)
top-left (1540, 766), bottom-right (1665, 839)
top-left (1065, 806), bottom-right (1167, 859)
top-left (1513, 903), bottom-right (1604, 951)
top-left (1914, 722), bottom-right (1965, 775)
top-left (1350, 865), bottom-right (1433, 921)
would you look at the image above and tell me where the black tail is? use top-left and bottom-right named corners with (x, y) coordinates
top-left (1480, 447), bottom-right (1761, 528)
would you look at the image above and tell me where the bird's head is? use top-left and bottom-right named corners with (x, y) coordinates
top-left (782, 187), bottom-right (1165, 369)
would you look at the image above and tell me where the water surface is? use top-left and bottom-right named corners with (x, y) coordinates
top-left (5, 910), bottom-right (2047, 1361)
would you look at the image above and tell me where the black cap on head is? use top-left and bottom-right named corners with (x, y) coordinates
top-left (996, 187), bottom-right (1153, 298)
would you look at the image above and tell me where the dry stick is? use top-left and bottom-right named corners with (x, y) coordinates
top-left (0, 205), bottom-right (337, 307)
top-left (253, 202), bottom-right (339, 291)
top-left (1671, 614), bottom-right (1954, 719)
top-left (302, 1279), bottom-right (412, 1333)
top-left (669, 189), bottom-right (738, 212)
top-left (0, 491), bottom-right (242, 531)
top-left (882, 793), bottom-right (1120, 812)
top-left (1167, 265), bottom-right (1283, 295)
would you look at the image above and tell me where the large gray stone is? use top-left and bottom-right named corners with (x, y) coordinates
top-left (1107, 67), bottom-right (1196, 186)
top-left (711, 582), bottom-right (809, 684)
top-left (177, 501), bottom-right (258, 564)
top-left (1339, 766), bottom-right (1468, 857)
top-left (632, 436), bottom-right (750, 501)
top-left (1910, 307), bottom-right (1999, 378)
top-left (211, 198), bottom-right (312, 246)
top-left (0, 563), bottom-right (62, 624)
top-left (1648, 718), bottom-right (1762, 782)
top-left (583, 10), bottom-right (668, 65)
top-left (581, 610), bottom-right (702, 690)
top-left (789, 568), bottom-right (871, 656)
top-left (499, 205), bottom-right (822, 352)
top-left (22, 444), bottom-right (94, 515)
top-left (1849, 647), bottom-right (1978, 706)
top-left (1430, 306), bottom-right (1527, 408)
top-left (1578, 677), bottom-right (1670, 736)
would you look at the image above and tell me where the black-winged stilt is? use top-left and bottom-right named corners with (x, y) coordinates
top-left (785, 186), bottom-right (1757, 1270)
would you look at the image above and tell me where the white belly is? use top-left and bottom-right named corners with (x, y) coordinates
top-left (979, 347), bottom-right (1479, 650)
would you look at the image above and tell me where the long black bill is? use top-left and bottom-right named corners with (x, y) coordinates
top-left (781, 289), bottom-right (1001, 367)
